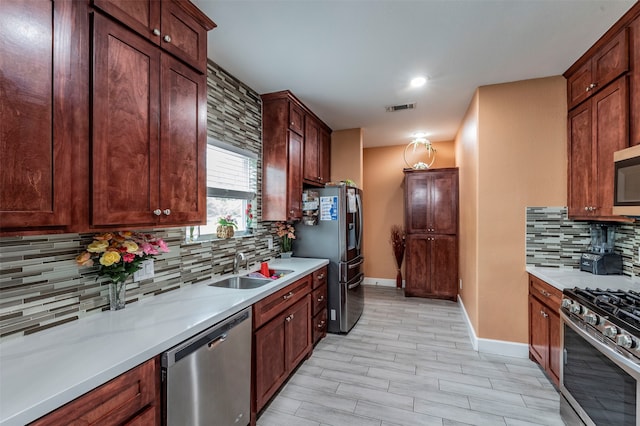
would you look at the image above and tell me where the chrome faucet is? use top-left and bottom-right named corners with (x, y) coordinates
top-left (233, 252), bottom-right (247, 274)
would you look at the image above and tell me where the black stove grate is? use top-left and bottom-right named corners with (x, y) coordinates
top-left (564, 287), bottom-right (640, 336)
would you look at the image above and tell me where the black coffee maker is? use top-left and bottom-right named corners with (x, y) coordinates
top-left (580, 224), bottom-right (623, 275)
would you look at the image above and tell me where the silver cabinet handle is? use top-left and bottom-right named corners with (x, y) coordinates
top-left (317, 274), bottom-right (325, 280)
top-left (153, 209), bottom-right (162, 216)
top-left (317, 296), bottom-right (324, 302)
top-left (317, 320), bottom-right (325, 329)
top-left (285, 314), bottom-right (294, 322)
top-left (283, 291), bottom-right (294, 300)
top-left (540, 310), bottom-right (548, 318)
top-left (152, 28), bottom-right (161, 36)
top-left (163, 209), bottom-right (171, 216)
top-left (163, 34), bottom-right (172, 43)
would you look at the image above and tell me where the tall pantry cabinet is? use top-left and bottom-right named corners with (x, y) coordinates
top-left (403, 168), bottom-right (459, 300)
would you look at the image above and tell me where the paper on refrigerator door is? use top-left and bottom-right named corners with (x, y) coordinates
top-left (347, 189), bottom-right (357, 213)
top-left (320, 196), bottom-right (338, 220)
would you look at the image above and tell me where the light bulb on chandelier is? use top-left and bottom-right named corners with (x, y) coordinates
top-left (404, 134), bottom-right (436, 169)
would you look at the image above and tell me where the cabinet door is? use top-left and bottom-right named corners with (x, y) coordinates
top-left (92, 0), bottom-right (161, 45)
top-left (159, 54), bottom-right (207, 225)
top-left (287, 131), bottom-right (303, 220)
top-left (320, 128), bottom-right (331, 183)
top-left (592, 29), bottom-right (629, 94)
top-left (631, 15), bottom-right (640, 146)
top-left (92, 13), bottom-right (160, 227)
top-left (160, 0), bottom-right (209, 72)
top-left (285, 296), bottom-right (312, 371)
top-left (592, 77), bottom-right (628, 217)
top-left (567, 102), bottom-right (593, 217)
top-left (289, 103), bottom-right (304, 135)
top-left (404, 235), bottom-right (430, 297)
top-left (430, 171), bottom-right (458, 235)
top-left (254, 315), bottom-right (287, 412)
top-left (529, 295), bottom-right (548, 369)
top-left (0, 0), bottom-right (71, 229)
top-left (303, 116), bottom-right (320, 183)
top-left (567, 61), bottom-right (593, 109)
top-left (404, 174), bottom-right (430, 233)
top-left (548, 310), bottom-right (561, 386)
top-left (429, 235), bottom-right (457, 299)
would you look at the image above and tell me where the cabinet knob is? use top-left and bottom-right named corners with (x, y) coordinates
top-left (285, 314), bottom-right (294, 322)
top-left (317, 320), bottom-right (326, 329)
top-left (163, 34), bottom-right (172, 43)
top-left (317, 274), bottom-right (325, 280)
top-left (289, 210), bottom-right (295, 215)
top-left (153, 209), bottom-right (162, 216)
top-left (163, 209), bottom-right (171, 216)
top-left (540, 310), bottom-right (548, 318)
top-left (290, 121), bottom-right (295, 126)
top-left (317, 296), bottom-right (324, 302)
top-left (152, 28), bottom-right (161, 36)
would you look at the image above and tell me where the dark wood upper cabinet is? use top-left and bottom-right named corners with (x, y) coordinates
top-left (262, 90), bottom-right (332, 221)
top-left (92, 0), bottom-right (214, 73)
top-left (567, 29), bottom-right (628, 110)
top-left (564, 2), bottom-right (639, 221)
top-left (92, 11), bottom-right (207, 228)
top-left (0, 0), bottom-right (84, 233)
top-left (404, 168), bottom-right (458, 235)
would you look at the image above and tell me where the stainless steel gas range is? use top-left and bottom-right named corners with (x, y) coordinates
top-left (561, 287), bottom-right (640, 425)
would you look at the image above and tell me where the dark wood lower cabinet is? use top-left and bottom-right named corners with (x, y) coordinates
top-left (528, 274), bottom-right (561, 387)
top-left (252, 274), bottom-right (318, 424)
top-left (29, 358), bottom-right (160, 425)
top-left (405, 234), bottom-right (458, 300)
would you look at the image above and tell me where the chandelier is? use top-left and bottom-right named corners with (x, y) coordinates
top-left (403, 134), bottom-right (436, 169)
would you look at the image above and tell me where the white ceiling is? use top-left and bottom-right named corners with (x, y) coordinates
top-left (192, 0), bottom-right (635, 148)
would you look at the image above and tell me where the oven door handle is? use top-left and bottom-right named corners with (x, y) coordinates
top-left (560, 311), bottom-right (640, 379)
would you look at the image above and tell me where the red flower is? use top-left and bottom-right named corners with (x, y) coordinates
top-left (122, 252), bottom-right (136, 263)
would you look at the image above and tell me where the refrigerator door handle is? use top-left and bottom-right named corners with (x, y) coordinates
top-left (348, 258), bottom-right (364, 269)
top-left (348, 275), bottom-right (364, 290)
top-left (356, 193), bottom-right (363, 251)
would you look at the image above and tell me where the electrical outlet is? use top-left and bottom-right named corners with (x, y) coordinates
top-left (459, 279), bottom-right (463, 289)
top-left (134, 259), bottom-right (154, 282)
top-left (267, 236), bottom-right (273, 250)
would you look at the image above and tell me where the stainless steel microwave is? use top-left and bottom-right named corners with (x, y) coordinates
top-left (613, 144), bottom-right (640, 217)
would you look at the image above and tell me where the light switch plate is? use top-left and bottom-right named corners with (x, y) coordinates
top-left (134, 259), bottom-right (154, 282)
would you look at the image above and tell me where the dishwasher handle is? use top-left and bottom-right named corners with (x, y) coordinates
top-left (207, 333), bottom-right (228, 351)
top-left (162, 308), bottom-right (250, 368)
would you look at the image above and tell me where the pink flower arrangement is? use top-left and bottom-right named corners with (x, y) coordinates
top-left (76, 231), bottom-right (169, 284)
top-left (275, 222), bottom-right (296, 252)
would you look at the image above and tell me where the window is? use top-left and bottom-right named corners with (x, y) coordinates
top-left (189, 138), bottom-right (257, 240)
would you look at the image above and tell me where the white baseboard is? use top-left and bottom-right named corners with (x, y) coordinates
top-left (363, 277), bottom-right (402, 288)
top-left (458, 296), bottom-right (529, 358)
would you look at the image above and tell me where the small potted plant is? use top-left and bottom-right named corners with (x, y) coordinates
top-left (217, 215), bottom-right (238, 239)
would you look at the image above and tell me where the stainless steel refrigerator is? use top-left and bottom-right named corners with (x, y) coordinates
top-left (293, 185), bottom-right (364, 333)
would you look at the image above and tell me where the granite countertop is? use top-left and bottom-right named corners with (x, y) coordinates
top-left (0, 257), bottom-right (329, 426)
top-left (526, 266), bottom-right (640, 293)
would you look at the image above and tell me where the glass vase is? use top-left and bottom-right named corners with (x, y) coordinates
top-left (109, 281), bottom-right (127, 311)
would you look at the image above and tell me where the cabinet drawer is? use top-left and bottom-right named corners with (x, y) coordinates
top-left (30, 358), bottom-right (158, 425)
top-left (312, 309), bottom-right (328, 345)
top-left (311, 283), bottom-right (327, 316)
top-left (312, 266), bottom-right (328, 290)
top-left (253, 275), bottom-right (311, 329)
top-left (529, 275), bottom-right (562, 311)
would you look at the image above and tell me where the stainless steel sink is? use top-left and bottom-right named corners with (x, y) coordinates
top-left (209, 276), bottom-right (272, 290)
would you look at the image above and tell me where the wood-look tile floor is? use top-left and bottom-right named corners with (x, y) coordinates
top-left (257, 285), bottom-right (566, 426)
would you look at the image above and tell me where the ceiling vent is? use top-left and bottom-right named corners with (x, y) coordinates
top-left (385, 102), bottom-right (416, 112)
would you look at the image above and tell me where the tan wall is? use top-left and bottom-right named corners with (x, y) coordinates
top-left (362, 143), bottom-right (455, 280)
top-left (455, 93), bottom-right (480, 329)
top-left (455, 76), bottom-right (567, 343)
top-left (331, 128), bottom-right (364, 188)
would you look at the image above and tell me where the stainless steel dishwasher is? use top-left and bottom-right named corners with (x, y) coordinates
top-left (161, 307), bottom-right (251, 426)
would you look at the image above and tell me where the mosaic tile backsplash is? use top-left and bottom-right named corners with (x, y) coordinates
top-left (526, 207), bottom-right (640, 277)
top-left (0, 60), bottom-right (282, 340)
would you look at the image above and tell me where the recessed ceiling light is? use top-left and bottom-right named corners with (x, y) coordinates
top-left (410, 77), bottom-right (427, 88)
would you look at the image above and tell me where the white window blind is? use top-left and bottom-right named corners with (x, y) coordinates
top-left (207, 139), bottom-right (257, 199)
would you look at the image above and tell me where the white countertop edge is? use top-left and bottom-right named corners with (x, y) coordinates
top-left (0, 257), bottom-right (328, 426)
top-left (526, 265), bottom-right (640, 293)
